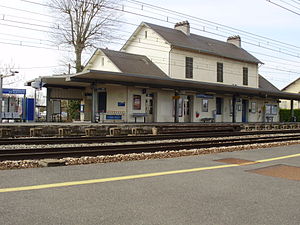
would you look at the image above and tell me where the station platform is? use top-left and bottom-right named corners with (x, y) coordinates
top-left (0, 122), bottom-right (242, 137)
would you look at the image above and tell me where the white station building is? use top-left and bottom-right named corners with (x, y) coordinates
top-left (27, 21), bottom-right (300, 123)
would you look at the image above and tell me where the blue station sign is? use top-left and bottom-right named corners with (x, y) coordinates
top-left (2, 88), bottom-right (26, 95)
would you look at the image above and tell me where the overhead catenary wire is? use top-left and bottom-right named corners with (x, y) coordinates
top-left (5, 0), bottom-right (300, 57)
top-left (16, 0), bottom-right (300, 54)
top-left (1, 3), bottom-right (300, 61)
top-left (0, 0), bottom-right (298, 85)
top-left (0, 22), bottom-right (298, 81)
top-left (266, 0), bottom-right (300, 16)
top-left (278, 0), bottom-right (300, 11)
top-left (0, 14), bottom-right (299, 81)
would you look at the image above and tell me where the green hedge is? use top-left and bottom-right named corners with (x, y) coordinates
top-left (279, 109), bottom-right (300, 122)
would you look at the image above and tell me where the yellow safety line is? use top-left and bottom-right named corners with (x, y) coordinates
top-left (0, 152), bottom-right (300, 193)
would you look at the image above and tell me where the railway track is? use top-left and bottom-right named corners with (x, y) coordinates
top-left (1, 133), bottom-right (300, 161)
top-left (1, 129), bottom-right (300, 145)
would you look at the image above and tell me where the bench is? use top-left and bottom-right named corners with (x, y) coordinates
top-left (200, 118), bottom-right (215, 123)
top-left (132, 113), bottom-right (147, 123)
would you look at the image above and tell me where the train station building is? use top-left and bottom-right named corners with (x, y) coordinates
top-left (27, 21), bottom-right (300, 123)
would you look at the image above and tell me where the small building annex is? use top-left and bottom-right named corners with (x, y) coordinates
top-left (280, 78), bottom-right (300, 110)
top-left (27, 21), bottom-right (300, 123)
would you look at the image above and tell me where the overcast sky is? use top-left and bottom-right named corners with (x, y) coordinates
top-left (0, 0), bottom-right (299, 92)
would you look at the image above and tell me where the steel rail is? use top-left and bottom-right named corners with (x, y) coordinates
top-left (1, 134), bottom-right (300, 161)
top-left (1, 129), bottom-right (300, 145)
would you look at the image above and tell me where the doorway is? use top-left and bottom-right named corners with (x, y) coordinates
top-left (145, 93), bottom-right (154, 123)
top-left (242, 99), bottom-right (248, 122)
top-left (184, 96), bottom-right (193, 122)
top-left (98, 92), bottom-right (107, 113)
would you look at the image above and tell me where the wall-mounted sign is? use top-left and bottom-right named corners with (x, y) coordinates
top-left (133, 95), bottom-right (141, 110)
top-left (118, 102), bottom-right (125, 107)
top-left (106, 115), bottom-right (122, 120)
top-left (3, 88), bottom-right (26, 95)
top-left (196, 94), bottom-right (213, 99)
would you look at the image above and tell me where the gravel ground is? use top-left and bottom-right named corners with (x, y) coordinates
top-left (1, 138), bottom-right (300, 170)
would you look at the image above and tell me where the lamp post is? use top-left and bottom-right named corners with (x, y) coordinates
top-left (0, 71), bottom-right (19, 123)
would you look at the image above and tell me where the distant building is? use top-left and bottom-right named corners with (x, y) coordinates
top-left (280, 78), bottom-right (300, 109)
top-left (27, 21), bottom-right (300, 123)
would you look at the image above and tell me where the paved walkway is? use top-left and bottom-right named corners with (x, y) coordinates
top-left (0, 145), bottom-right (299, 225)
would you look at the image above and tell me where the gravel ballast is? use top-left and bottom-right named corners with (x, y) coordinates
top-left (1, 139), bottom-right (300, 170)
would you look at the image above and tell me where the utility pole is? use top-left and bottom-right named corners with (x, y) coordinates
top-left (0, 71), bottom-right (19, 123)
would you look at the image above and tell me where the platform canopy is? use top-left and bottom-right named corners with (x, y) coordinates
top-left (26, 70), bottom-right (300, 101)
top-left (61, 69), bottom-right (300, 101)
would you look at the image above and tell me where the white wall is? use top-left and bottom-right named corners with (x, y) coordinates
top-left (280, 80), bottom-right (300, 109)
top-left (80, 84), bottom-right (279, 123)
top-left (83, 50), bottom-right (121, 73)
top-left (169, 48), bottom-right (259, 88)
top-left (122, 25), bottom-right (171, 75)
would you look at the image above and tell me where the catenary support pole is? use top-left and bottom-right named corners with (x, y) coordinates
top-left (91, 83), bottom-right (97, 123)
top-left (0, 75), bottom-right (2, 123)
top-left (291, 100), bottom-right (294, 122)
top-left (232, 95), bottom-right (236, 123)
top-left (46, 88), bottom-right (52, 122)
top-left (174, 91), bottom-right (179, 123)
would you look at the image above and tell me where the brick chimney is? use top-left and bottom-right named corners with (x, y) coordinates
top-left (227, 35), bottom-right (241, 48)
top-left (174, 21), bottom-right (190, 35)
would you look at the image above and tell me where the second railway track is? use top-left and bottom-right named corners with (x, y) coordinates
top-left (1, 129), bottom-right (300, 145)
top-left (1, 132), bottom-right (300, 161)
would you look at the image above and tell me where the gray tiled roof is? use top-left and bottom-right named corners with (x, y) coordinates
top-left (259, 75), bottom-right (280, 92)
top-left (100, 48), bottom-right (168, 78)
top-left (144, 22), bottom-right (262, 64)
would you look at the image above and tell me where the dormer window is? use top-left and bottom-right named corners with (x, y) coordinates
top-left (145, 31), bottom-right (148, 39)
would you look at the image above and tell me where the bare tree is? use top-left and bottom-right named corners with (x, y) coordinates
top-left (48, 0), bottom-right (122, 73)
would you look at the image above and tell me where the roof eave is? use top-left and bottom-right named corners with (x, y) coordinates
top-left (67, 70), bottom-right (300, 100)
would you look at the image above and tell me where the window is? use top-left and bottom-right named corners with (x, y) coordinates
top-left (202, 99), bottom-right (208, 112)
top-left (243, 67), bottom-right (248, 85)
top-left (101, 57), bottom-right (104, 66)
top-left (133, 95), bottom-right (141, 110)
top-left (217, 62), bottom-right (223, 82)
top-left (266, 104), bottom-right (278, 115)
top-left (145, 31), bottom-right (148, 39)
top-left (185, 57), bottom-right (193, 78)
